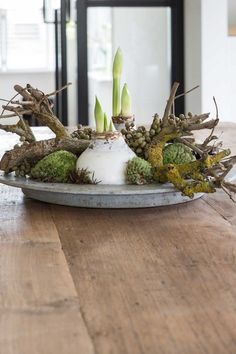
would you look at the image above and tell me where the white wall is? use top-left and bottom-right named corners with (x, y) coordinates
top-left (113, 7), bottom-right (171, 125)
top-left (201, 0), bottom-right (230, 120)
top-left (0, 71), bottom-right (54, 124)
top-left (88, 7), bottom-right (171, 126)
top-left (185, 0), bottom-right (236, 122)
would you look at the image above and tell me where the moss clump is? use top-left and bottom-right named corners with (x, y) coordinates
top-left (126, 157), bottom-right (153, 185)
top-left (30, 150), bottom-right (77, 183)
top-left (163, 143), bottom-right (196, 165)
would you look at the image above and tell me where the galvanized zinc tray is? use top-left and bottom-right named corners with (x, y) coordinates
top-left (0, 170), bottom-right (235, 208)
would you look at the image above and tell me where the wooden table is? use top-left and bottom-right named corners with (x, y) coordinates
top-left (0, 124), bottom-right (236, 354)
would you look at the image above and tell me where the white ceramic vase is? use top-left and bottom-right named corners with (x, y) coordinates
top-left (76, 133), bottom-right (136, 185)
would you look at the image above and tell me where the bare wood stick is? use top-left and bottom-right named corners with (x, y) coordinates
top-left (175, 137), bottom-right (204, 156)
top-left (162, 82), bottom-right (180, 127)
top-left (11, 101), bottom-right (35, 106)
top-left (222, 181), bottom-right (236, 194)
top-left (0, 120), bottom-right (35, 143)
top-left (175, 85), bottom-right (200, 100)
top-left (0, 98), bottom-right (13, 102)
top-left (203, 97), bottom-right (219, 147)
top-left (2, 105), bottom-right (25, 112)
top-left (13, 84), bottom-right (70, 139)
top-left (1, 92), bottom-right (20, 116)
top-left (187, 113), bottom-right (210, 124)
top-left (46, 82), bottom-right (72, 97)
top-left (187, 119), bottom-right (218, 131)
top-left (13, 85), bottom-right (32, 101)
top-left (221, 155), bottom-right (236, 168)
top-left (18, 117), bottom-right (36, 142)
top-left (0, 112), bottom-right (31, 119)
top-left (220, 164), bottom-right (234, 180)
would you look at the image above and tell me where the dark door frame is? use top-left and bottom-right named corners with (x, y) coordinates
top-left (43, 0), bottom-right (70, 125)
top-left (77, 0), bottom-right (184, 125)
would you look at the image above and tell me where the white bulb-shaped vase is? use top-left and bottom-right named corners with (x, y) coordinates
top-left (76, 132), bottom-right (136, 185)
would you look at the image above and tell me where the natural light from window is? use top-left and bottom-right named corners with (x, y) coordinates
top-left (0, 0), bottom-right (54, 72)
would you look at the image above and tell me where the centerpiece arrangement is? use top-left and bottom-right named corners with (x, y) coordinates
top-left (0, 48), bottom-right (235, 207)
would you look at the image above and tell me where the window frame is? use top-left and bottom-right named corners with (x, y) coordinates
top-left (76, 0), bottom-right (184, 124)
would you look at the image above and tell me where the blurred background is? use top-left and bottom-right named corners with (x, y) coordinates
top-left (0, 0), bottom-right (235, 127)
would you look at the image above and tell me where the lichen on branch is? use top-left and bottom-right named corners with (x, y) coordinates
top-left (122, 82), bottom-right (236, 200)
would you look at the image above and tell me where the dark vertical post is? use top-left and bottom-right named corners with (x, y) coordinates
top-left (60, 0), bottom-right (68, 125)
top-left (77, 0), bottom-right (89, 125)
top-left (54, 9), bottom-right (60, 118)
top-left (171, 0), bottom-right (184, 115)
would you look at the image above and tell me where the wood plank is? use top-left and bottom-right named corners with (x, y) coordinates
top-left (0, 186), bottom-right (60, 243)
top-left (1, 307), bottom-right (94, 354)
top-left (203, 190), bottom-right (236, 226)
top-left (0, 186), bottom-right (94, 354)
top-left (52, 198), bottom-right (236, 354)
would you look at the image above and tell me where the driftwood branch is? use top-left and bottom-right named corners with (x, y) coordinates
top-left (0, 83), bottom-right (85, 173)
top-left (0, 118), bottom-right (35, 143)
top-left (1, 84), bottom-right (70, 139)
top-left (0, 138), bottom-right (89, 173)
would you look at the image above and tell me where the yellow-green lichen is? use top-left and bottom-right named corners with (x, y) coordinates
top-left (148, 133), bottom-right (179, 168)
top-left (149, 139), bottom-right (230, 197)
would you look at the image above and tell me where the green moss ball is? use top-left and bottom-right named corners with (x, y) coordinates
top-left (126, 157), bottom-right (153, 185)
top-left (30, 150), bottom-right (77, 183)
top-left (163, 143), bottom-right (196, 165)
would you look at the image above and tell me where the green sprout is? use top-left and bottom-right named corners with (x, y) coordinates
top-left (109, 119), bottom-right (116, 132)
top-left (121, 83), bottom-right (132, 117)
top-left (112, 47), bottom-right (123, 117)
top-left (104, 113), bottom-right (109, 132)
top-left (94, 96), bottom-right (104, 133)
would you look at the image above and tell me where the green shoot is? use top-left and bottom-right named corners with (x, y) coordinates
top-left (109, 119), bottom-right (116, 132)
top-left (94, 96), bottom-right (104, 133)
top-left (121, 83), bottom-right (132, 117)
top-left (104, 113), bottom-right (109, 132)
top-left (112, 48), bottom-right (123, 117)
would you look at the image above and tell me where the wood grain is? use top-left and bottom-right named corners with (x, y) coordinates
top-left (0, 123), bottom-right (236, 354)
top-left (52, 198), bottom-right (236, 354)
top-left (0, 186), bottom-right (94, 354)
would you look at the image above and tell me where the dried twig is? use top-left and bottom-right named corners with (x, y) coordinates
top-left (175, 137), bottom-right (204, 156)
top-left (1, 92), bottom-right (20, 116)
top-left (46, 82), bottom-right (72, 97)
top-left (162, 82), bottom-right (179, 127)
top-left (175, 85), bottom-right (200, 100)
top-left (202, 97), bottom-right (219, 147)
top-left (1, 84), bottom-right (70, 139)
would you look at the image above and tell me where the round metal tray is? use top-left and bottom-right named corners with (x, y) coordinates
top-left (0, 171), bottom-right (203, 208)
top-left (0, 171), bottom-right (235, 208)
